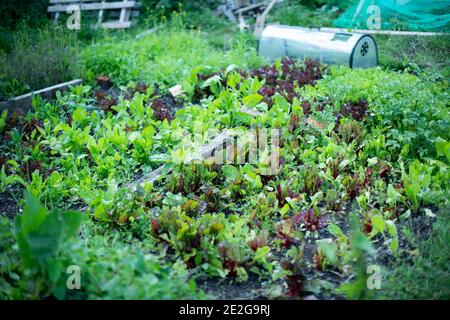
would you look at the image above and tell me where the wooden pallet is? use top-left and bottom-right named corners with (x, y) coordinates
top-left (48, 0), bottom-right (140, 29)
top-left (216, 0), bottom-right (259, 24)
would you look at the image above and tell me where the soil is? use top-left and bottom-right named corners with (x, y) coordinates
top-left (0, 191), bottom-right (20, 219)
top-left (92, 76), bottom-right (183, 122)
top-left (197, 273), bottom-right (281, 300)
top-left (149, 94), bottom-right (184, 122)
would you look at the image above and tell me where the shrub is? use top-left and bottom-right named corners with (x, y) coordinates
top-left (0, 26), bottom-right (81, 100)
top-left (0, 0), bottom-right (49, 31)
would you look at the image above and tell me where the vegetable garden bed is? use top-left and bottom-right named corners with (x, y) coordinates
top-left (0, 29), bottom-right (449, 300)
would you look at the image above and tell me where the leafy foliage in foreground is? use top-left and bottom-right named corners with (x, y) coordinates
top-left (0, 196), bottom-right (204, 300)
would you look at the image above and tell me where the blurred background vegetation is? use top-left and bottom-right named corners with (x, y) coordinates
top-left (0, 0), bottom-right (448, 100)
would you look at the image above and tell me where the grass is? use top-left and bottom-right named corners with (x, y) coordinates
top-left (380, 209), bottom-right (450, 299)
top-left (375, 34), bottom-right (450, 78)
top-left (81, 20), bottom-right (263, 88)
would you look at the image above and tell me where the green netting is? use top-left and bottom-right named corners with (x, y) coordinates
top-left (334, 0), bottom-right (450, 32)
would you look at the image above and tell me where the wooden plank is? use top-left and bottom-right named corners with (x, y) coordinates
top-left (48, 1), bottom-right (136, 13)
top-left (320, 27), bottom-right (447, 37)
top-left (50, 0), bottom-right (140, 11)
top-left (0, 79), bottom-right (83, 114)
top-left (100, 21), bottom-right (132, 29)
top-left (110, 9), bottom-right (140, 18)
top-left (240, 107), bottom-right (263, 117)
top-left (119, 0), bottom-right (131, 23)
top-left (128, 166), bottom-right (168, 191)
top-left (188, 130), bottom-right (233, 162)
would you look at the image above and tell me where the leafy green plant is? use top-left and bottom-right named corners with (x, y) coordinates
top-left (367, 213), bottom-right (399, 254)
top-left (281, 245), bottom-right (305, 296)
top-left (315, 239), bottom-right (338, 271)
top-left (0, 21), bottom-right (448, 300)
top-left (81, 27), bottom-right (261, 89)
top-left (401, 161), bottom-right (431, 212)
top-left (314, 224), bottom-right (350, 272)
top-left (336, 229), bottom-right (376, 300)
top-left (14, 192), bottom-right (83, 297)
top-left (435, 138), bottom-right (450, 163)
top-left (0, 166), bottom-right (25, 193)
